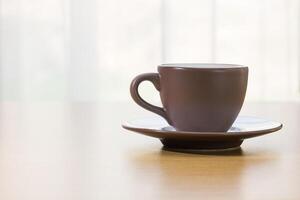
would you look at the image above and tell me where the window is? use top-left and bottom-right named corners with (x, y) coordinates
top-left (0, 0), bottom-right (299, 101)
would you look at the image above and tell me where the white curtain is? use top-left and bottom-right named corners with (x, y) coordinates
top-left (0, 0), bottom-right (299, 102)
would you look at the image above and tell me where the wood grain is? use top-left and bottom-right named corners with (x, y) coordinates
top-left (0, 102), bottom-right (297, 200)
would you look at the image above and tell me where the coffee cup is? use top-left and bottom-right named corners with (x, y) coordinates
top-left (130, 63), bottom-right (248, 132)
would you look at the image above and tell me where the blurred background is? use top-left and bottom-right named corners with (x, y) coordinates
top-left (0, 0), bottom-right (299, 102)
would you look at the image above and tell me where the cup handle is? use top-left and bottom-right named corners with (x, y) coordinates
top-left (130, 73), bottom-right (170, 123)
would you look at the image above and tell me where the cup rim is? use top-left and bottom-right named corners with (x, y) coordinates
top-left (158, 63), bottom-right (248, 70)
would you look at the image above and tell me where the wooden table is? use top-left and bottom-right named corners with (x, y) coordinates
top-left (0, 102), bottom-right (298, 200)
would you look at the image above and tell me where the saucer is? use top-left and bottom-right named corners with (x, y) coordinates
top-left (122, 116), bottom-right (282, 150)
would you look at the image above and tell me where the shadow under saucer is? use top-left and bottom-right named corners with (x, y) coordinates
top-left (161, 145), bottom-right (244, 156)
top-left (160, 138), bottom-right (243, 152)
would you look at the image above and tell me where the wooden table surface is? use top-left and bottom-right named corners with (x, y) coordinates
top-left (0, 102), bottom-right (298, 200)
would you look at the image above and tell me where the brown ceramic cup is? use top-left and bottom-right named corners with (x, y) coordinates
top-left (130, 63), bottom-right (248, 132)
